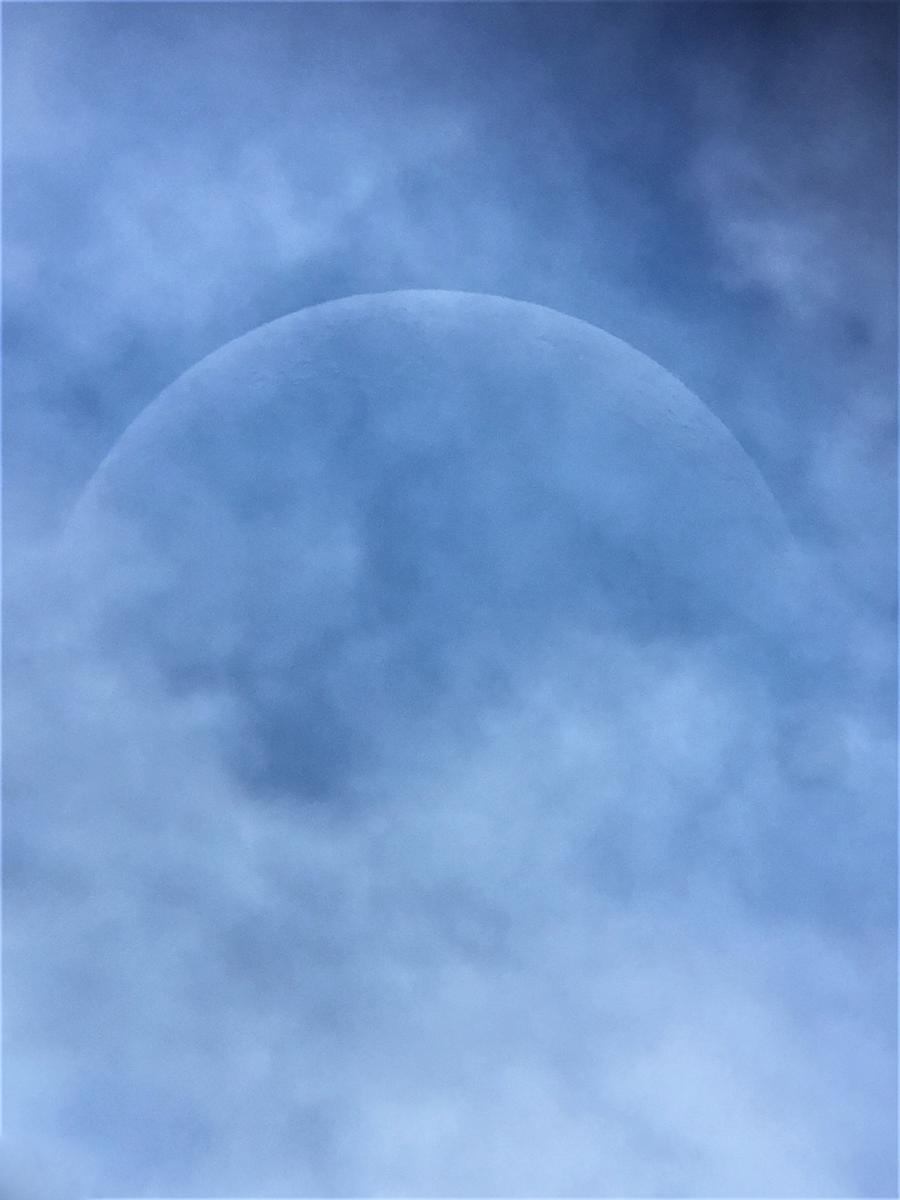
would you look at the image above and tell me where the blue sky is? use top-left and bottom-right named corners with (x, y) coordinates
top-left (2, 4), bottom-right (897, 1197)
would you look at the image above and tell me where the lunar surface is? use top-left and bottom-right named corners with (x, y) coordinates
top-left (66, 289), bottom-right (798, 801)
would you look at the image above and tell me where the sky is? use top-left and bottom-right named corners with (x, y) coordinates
top-left (2, 3), bottom-right (897, 1197)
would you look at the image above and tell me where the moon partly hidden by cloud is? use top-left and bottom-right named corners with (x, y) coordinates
top-left (68, 289), bottom-right (797, 802)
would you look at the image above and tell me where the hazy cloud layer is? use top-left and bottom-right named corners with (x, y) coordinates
top-left (3, 4), bottom-right (896, 1197)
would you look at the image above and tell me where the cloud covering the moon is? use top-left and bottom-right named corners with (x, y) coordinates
top-left (3, 4), bottom-right (896, 1197)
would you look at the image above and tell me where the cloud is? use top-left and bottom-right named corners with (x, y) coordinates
top-left (3, 4), bottom-right (895, 1197)
top-left (6, 610), bottom-right (895, 1195)
top-left (684, 9), bottom-right (895, 336)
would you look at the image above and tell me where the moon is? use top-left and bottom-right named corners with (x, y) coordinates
top-left (66, 289), bottom-right (798, 800)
